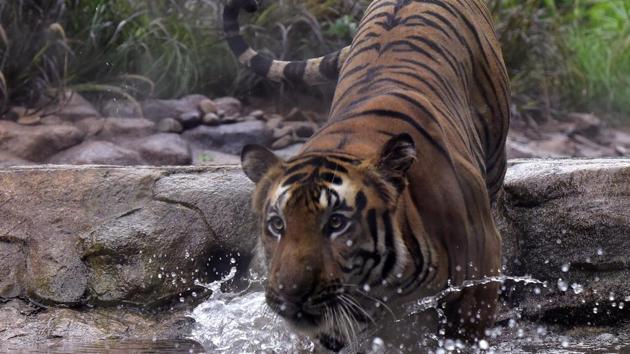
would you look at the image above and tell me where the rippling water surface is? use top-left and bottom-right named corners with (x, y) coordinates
top-left (188, 268), bottom-right (630, 354)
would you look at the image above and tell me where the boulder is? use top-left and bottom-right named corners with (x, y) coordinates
top-left (101, 99), bottom-right (142, 118)
top-left (0, 121), bottom-right (85, 162)
top-left (497, 159), bottom-right (630, 323)
top-left (133, 133), bottom-right (192, 165)
top-left (213, 97), bottom-right (242, 117)
top-left (0, 151), bottom-right (34, 168)
top-left (45, 91), bottom-right (101, 121)
top-left (48, 141), bottom-right (145, 165)
top-left (142, 95), bottom-right (208, 122)
top-left (176, 111), bottom-right (202, 130)
top-left (183, 121), bottom-right (273, 155)
top-left (157, 117), bottom-right (184, 133)
top-left (0, 165), bottom-right (257, 307)
top-left (0, 298), bottom-right (197, 349)
top-left (199, 99), bottom-right (218, 115)
top-left (95, 118), bottom-right (156, 141)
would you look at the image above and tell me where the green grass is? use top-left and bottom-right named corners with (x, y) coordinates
top-left (1, 0), bottom-right (628, 122)
top-left (562, 1), bottom-right (630, 118)
top-left (0, 0), bottom-right (69, 114)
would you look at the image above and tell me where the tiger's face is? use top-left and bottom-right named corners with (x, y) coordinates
top-left (241, 134), bottom-right (417, 348)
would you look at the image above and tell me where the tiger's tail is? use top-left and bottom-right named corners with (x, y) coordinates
top-left (223, 0), bottom-right (350, 85)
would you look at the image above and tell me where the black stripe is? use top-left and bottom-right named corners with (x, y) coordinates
top-left (320, 172), bottom-right (343, 185)
top-left (282, 172), bottom-right (308, 186)
top-left (401, 217), bottom-right (426, 291)
top-left (355, 191), bottom-right (367, 212)
top-left (286, 157), bottom-right (349, 175)
top-left (320, 51), bottom-right (342, 80)
top-left (283, 61), bottom-right (306, 83)
top-left (344, 108), bottom-right (450, 159)
top-left (381, 212), bottom-right (396, 279)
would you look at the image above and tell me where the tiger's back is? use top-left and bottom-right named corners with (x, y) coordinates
top-left (225, 0), bottom-right (510, 350)
top-left (312, 0), bottom-right (509, 201)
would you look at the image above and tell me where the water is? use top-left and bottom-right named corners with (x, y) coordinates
top-left (188, 270), bottom-right (630, 353)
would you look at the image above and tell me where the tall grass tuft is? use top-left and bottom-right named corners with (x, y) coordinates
top-left (563, 1), bottom-right (630, 119)
top-left (0, 0), bottom-right (69, 115)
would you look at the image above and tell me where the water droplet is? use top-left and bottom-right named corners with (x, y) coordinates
top-left (533, 287), bottom-right (541, 295)
top-left (609, 292), bottom-right (616, 301)
top-left (561, 339), bottom-right (569, 348)
top-left (455, 265), bottom-right (462, 272)
top-left (179, 297), bottom-right (185, 303)
top-left (372, 337), bottom-right (385, 352)
top-left (619, 302), bottom-right (625, 309)
top-left (593, 307), bottom-right (598, 314)
top-left (508, 319), bottom-right (516, 328)
top-left (517, 328), bottom-right (524, 338)
top-left (346, 240), bottom-right (354, 247)
top-left (444, 339), bottom-right (456, 351)
top-left (557, 279), bottom-right (568, 292)
top-left (561, 263), bottom-right (570, 272)
top-left (158, 273), bottom-right (163, 279)
top-left (571, 283), bottom-right (583, 294)
top-left (556, 239), bottom-right (562, 245)
top-left (363, 284), bottom-right (371, 292)
top-left (230, 257), bottom-right (236, 264)
top-left (537, 326), bottom-right (547, 336)
top-left (478, 339), bottom-right (489, 350)
top-left (597, 248), bottom-right (604, 256)
top-left (192, 292), bottom-right (197, 298)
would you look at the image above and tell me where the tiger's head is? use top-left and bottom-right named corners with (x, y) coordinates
top-left (241, 134), bottom-right (418, 349)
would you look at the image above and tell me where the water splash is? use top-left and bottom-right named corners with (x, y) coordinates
top-left (189, 268), bottom-right (315, 354)
top-left (405, 275), bottom-right (543, 315)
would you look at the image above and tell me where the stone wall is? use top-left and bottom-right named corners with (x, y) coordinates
top-left (0, 165), bottom-right (257, 306)
top-left (0, 159), bottom-right (629, 346)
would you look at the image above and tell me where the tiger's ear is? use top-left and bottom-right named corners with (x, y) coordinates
top-left (241, 144), bottom-right (282, 183)
top-left (376, 134), bottom-right (417, 191)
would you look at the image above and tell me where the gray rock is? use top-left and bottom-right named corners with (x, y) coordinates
top-left (0, 299), bottom-right (197, 348)
top-left (44, 91), bottom-right (101, 121)
top-left (101, 99), bottom-right (142, 118)
top-left (497, 159), bottom-right (630, 321)
top-left (199, 98), bottom-right (218, 114)
top-left (177, 111), bottom-right (202, 130)
top-left (0, 121), bottom-right (85, 162)
top-left (75, 117), bottom-right (105, 138)
top-left (157, 117), bottom-right (184, 133)
top-left (48, 141), bottom-right (145, 165)
top-left (0, 151), bottom-right (33, 168)
top-left (134, 133), bottom-right (192, 165)
top-left (0, 165), bottom-right (256, 306)
top-left (214, 97), bottom-right (242, 117)
top-left (95, 118), bottom-right (156, 141)
top-left (183, 121), bottom-right (273, 155)
top-left (192, 149), bottom-right (240, 165)
top-left (202, 112), bottom-right (221, 126)
top-left (142, 95), bottom-right (208, 122)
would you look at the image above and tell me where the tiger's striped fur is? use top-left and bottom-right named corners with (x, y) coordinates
top-left (227, 0), bottom-right (509, 350)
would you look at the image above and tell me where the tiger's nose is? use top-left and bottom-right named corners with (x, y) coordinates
top-left (275, 264), bottom-right (319, 304)
top-left (278, 281), bottom-right (314, 304)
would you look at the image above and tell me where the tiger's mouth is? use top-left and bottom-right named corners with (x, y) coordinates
top-left (265, 289), bottom-right (328, 330)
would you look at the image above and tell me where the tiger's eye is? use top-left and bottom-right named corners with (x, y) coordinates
top-left (328, 214), bottom-right (347, 232)
top-left (268, 216), bottom-right (284, 235)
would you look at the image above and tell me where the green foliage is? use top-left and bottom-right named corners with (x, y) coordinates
top-left (491, 0), bottom-right (630, 120)
top-left (0, 0), bottom-right (69, 114)
top-left (63, 0), bottom-right (238, 99)
top-left (563, 0), bottom-right (630, 117)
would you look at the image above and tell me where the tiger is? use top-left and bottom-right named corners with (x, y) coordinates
top-left (224, 0), bottom-right (510, 351)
